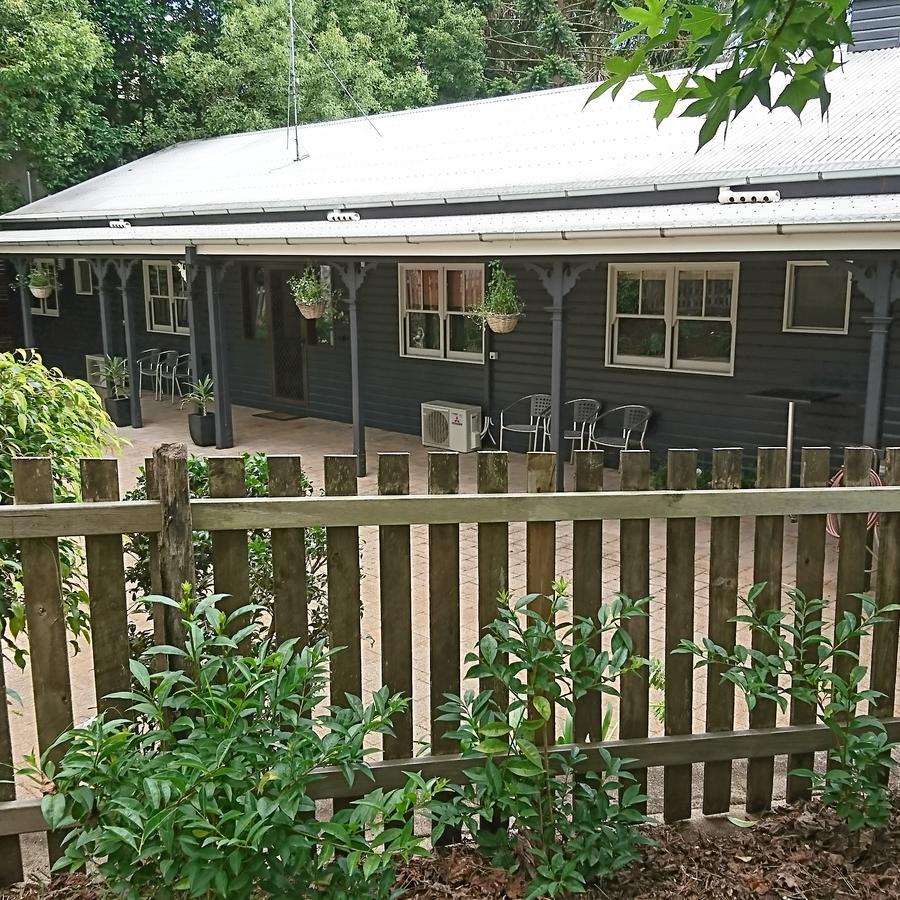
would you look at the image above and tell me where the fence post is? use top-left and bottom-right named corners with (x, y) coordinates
top-left (746, 446), bottom-right (787, 813)
top-left (573, 450), bottom-right (604, 742)
top-left (834, 447), bottom-right (873, 679)
top-left (153, 443), bottom-right (193, 662)
top-left (378, 453), bottom-right (413, 759)
top-left (13, 457), bottom-right (73, 865)
top-left (208, 456), bottom-right (251, 648)
top-left (0, 655), bottom-right (23, 885)
top-left (144, 457), bottom-right (166, 673)
top-left (702, 448), bottom-right (742, 814)
top-left (663, 449), bottom-right (697, 823)
top-left (787, 446), bottom-right (830, 802)
top-left (268, 455), bottom-right (308, 644)
top-left (870, 447), bottom-right (900, 720)
top-left (81, 458), bottom-right (131, 717)
top-left (618, 450), bottom-right (651, 808)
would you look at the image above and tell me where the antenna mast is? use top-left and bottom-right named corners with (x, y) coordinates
top-left (286, 0), bottom-right (308, 161)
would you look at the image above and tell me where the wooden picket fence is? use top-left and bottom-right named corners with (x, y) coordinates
top-left (1, 443), bottom-right (900, 885)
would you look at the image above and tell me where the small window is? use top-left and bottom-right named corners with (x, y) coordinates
top-left (143, 260), bottom-right (190, 334)
top-left (30, 258), bottom-right (59, 317)
top-left (74, 259), bottom-right (93, 295)
top-left (783, 261), bottom-right (851, 333)
top-left (398, 264), bottom-right (484, 363)
top-left (607, 263), bottom-right (739, 375)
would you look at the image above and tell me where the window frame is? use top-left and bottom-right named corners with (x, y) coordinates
top-left (30, 258), bottom-right (59, 317)
top-left (606, 262), bottom-right (740, 377)
top-left (398, 263), bottom-right (485, 364)
top-left (143, 260), bottom-right (190, 335)
top-left (782, 260), bottom-right (851, 335)
top-left (74, 259), bottom-right (94, 296)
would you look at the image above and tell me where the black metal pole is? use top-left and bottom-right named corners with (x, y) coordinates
top-left (184, 248), bottom-right (202, 380)
top-left (14, 257), bottom-right (35, 349)
top-left (347, 265), bottom-right (366, 477)
top-left (862, 260), bottom-right (895, 449)
top-left (549, 261), bottom-right (567, 492)
top-left (118, 259), bottom-right (143, 428)
top-left (206, 262), bottom-right (234, 449)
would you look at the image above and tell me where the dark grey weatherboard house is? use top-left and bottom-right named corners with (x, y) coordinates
top-left (2, 14), bottom-right (900, 489)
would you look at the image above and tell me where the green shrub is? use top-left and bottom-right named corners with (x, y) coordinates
top-left (33, 594), bottom-right (441, 899)
top-left (431, 581), bottom-right (651, 899)
top-left (124, 453), bottom-right (329, 646)
top-left (470, 259), bottom-right (524, 320)
top-left (679, 585), bottom-right (900, 830)
top-left (0, 350), bottom-right (120, 665)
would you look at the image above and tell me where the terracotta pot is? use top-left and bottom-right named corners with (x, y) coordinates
top-left (486, 313), bottom-right (520, 334)
top-left (295, 299), bottom-right (327, 320)
top-left (29, 284), bottom-right (52, 299)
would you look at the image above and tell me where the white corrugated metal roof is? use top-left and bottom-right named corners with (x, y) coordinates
top-left (1, 195), bottom-right (899, 255)
top-left (4, 47), bottom-right (900, 223)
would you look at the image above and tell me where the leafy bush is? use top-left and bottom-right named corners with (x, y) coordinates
top-left (124, 453), bottom-right (329, 645)
top-left (471, 259), bottom-right (524, 320)
top-left (0, 350), bottom-right (120, 665)
top-left (431, 581), bottom-right (651, 899)
top-left (679, 585), bottom-right (900, 830)
top-left (33, 594), bottom-right (441, 899)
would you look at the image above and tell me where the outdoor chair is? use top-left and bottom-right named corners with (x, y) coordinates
top-left (590, 405), bottom-right (652, 451)
top-left (161, 353), bottom-right (192, 403)
top-left (541, 398), bottom-right (601, 460)
top-left (155, 350), bottom-right (179, 401)
top-left (499, 393), bottom-right (551, 451)
top-left (137, 349), bottom-right (162, 396)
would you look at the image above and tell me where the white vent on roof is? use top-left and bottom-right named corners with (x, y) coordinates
top-left (109, 219), bottom-right (132, 228)
top-left (327, 208), bottom-right (360, 222)
top-left (718, 187), bottom-right (781, 205)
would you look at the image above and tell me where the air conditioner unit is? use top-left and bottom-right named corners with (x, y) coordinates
top-left (421, 401), bottom-right (482, 453)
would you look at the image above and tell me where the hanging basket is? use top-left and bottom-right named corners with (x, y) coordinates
top-left (486, 313), bottom-right (521, 334)
top-left (29, 284), bottom-right (52, 299)
top-left (295, 299), bottom-right (327, 320)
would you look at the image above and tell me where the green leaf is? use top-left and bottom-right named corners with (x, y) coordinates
top-left (42, 793), bottom-right (66, 831)
top-left (533, 696), bottom-right (552, 722)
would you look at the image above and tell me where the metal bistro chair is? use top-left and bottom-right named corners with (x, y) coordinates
top-left (542, 398), bottom-right (602, 461)
top-left (590, 405), bottom-right (652, 452)
top-left (499, 393), bottom-right (551, 452)
top-left (164, 353), bottom-right (192, 403)
top-left (155, 350), bottom-right (179, 401)
top-left (137, 348), bottom-right (162, 396)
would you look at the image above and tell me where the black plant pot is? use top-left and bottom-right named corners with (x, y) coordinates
top-left (104, 396), bottom-right (132, 427)
top-left (189, 412), bottom-right (216, 447)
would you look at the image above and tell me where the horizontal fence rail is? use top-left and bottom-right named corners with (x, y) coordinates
top-left (1, 444), bottom-right (899, 885)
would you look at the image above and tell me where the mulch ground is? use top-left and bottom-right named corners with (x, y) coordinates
top-left (4, 801), bottom-right (900, 899)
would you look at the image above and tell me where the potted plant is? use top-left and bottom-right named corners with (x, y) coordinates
top-left (471, 259), bottom-right (524, 334)
top-left (288, 268), bottom-right (328, 319)
top-left (181, 375), bottom-right (216, 446)
top-left (97, 356), bottom-right (131, 427)
top-left (26, 267), bottom-right (53, 299)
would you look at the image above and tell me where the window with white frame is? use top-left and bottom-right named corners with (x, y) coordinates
top-left (398, 264), bottom-right (484, 362)
top-left (783, 261), bottom-right (851, 333)
top-left (74, 259), bottom-right (93, 295)
top-left (30, 258), bottom-right (59, 317)
top-left (607, 263), bottom-right (739, 375)
top-left (143, 260), bottom-right (189, 334)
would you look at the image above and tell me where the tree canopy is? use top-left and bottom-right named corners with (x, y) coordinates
top-left (0, 0), bottom-right (853, 210)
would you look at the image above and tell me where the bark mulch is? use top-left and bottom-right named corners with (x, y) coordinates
top-left (397, 801), bottom-right (900, 899)
top-left (3, 801), bottom-right (899, 899)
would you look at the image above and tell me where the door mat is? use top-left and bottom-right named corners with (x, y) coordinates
top-left (252, 411), bottom-right (306, 421)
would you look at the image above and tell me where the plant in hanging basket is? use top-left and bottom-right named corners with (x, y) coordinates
top-left (288, 267), bottom-right (329, 319)
top-left (469, 259), bottom-right (524, 334)
top-left (25, 267), bottom-right (53, 299)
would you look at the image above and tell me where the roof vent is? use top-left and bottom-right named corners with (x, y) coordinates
top-left (327, 208), bottom-right (360, 223)
top-left (109, 219), bottom-right (132, 228)
top-left (718, 187), bottom-right (781, 205)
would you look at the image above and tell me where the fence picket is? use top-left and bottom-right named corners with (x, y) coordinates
top-left (268, 456), bottom-right (308, 644)
top-left (378, 454), bottom-right (413, 759)
top-left (618, 450), bottom-right (651, 807)
top-left (746, 446), bottom-right (787, 813)
top-left (834, 447), bottom-right (873, 679)
top-left (81, 458), bottom-right (130, 718)
top-left (428, 453), bottom-right (460, 753)
top-left (871, 448), bottom-right (900, 721)
top-left (0, 655), bottom-right (23, 885)
top-left (786, 447), bottom-right (829, 802)
top-left (573, 451), bottom-right (604, 742)
top-left (209, 457), bottom-right (251, 647)
top-left (663, 449), bottom-right (698, 823)
top-left (702, 448), bottom-right (742, 814)
top-left (13, 457), bottom-right (73, 865)
top-left (477, 452), bottom-right (509, 705)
